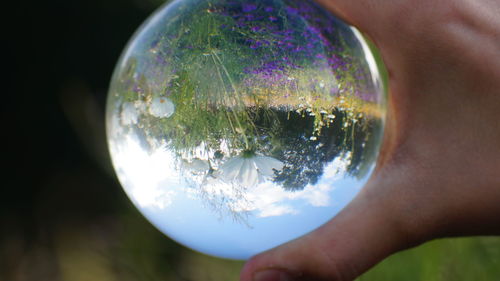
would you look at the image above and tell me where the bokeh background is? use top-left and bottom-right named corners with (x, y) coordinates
top-left (3, 0), bottom-right (499, 280)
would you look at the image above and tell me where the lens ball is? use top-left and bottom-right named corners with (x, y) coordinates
top-left (107, 0), bottom-right (386, 260)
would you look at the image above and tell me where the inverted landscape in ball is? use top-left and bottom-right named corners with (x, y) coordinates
top-left (107, 0), bottom-right (385, 260)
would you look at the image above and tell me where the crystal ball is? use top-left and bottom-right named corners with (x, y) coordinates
top-left (106, 0), bottom-right (386, 260)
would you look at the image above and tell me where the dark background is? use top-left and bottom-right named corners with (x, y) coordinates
top-left (3, 1), bottom-right (500, 280)
top-left (3, 0), bottom-right (245, 280)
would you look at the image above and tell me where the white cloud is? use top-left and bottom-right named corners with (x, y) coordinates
top-left (110, 133), bottom-right (178, 210)
top-left (258, 204), bottom-right (298, 218)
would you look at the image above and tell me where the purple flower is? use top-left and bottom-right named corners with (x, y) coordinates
top-left (285, 6), bottom-right (298, 15)
top-left (242, 3), bottom-right (257, 13)
top-left (251, 26), bottom-right (261, 32)
top-left (250, 41), bottom-right (263, 49)
top-left (245, 14), bottom-right (255, 21)
top-left (264, 6), bottom-right (274, 12)
top-left (306, 25), bottom-right (321, 35)
top-left (269, 16), bottom-right (277, 22)
top-left (325, 26), bottom-right (335, 34)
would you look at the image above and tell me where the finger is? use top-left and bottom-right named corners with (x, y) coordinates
top-left (240, 180), bottom-right (412, 281)
top-left (313, 0), bottom-right (438, 76)
top-left (312, 0), bottom-right (417, 42)
top-left (314, 0), bottom-right (384, 30)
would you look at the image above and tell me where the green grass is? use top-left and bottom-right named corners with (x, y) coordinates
top-left (358, 237), bottom-right (500, 281)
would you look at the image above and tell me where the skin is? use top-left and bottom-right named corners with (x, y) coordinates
top-left (240, 0), bottom-right (500, 280)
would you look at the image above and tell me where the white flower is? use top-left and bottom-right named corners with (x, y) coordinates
top-left (217, 155), bottom-right (284, 188)
top-left (121, 102), bottom-right (139, 125)
top-left (149, 97), bottom-right (175, 118)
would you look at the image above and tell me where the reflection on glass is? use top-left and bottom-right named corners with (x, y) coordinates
top-left (106, 0), bottom-right (386, 260)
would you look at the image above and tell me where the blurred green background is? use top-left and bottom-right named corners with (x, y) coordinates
top-left (2, 0), bottom-right (499, 280)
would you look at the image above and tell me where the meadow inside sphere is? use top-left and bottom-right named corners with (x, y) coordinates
top-left (106, 0), bottom-right (386, 260)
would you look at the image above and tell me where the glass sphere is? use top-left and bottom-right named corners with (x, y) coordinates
top-left (107, 0), bottom-right (386, 260)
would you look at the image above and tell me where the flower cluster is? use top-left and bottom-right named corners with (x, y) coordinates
top-left (215, 1), bottom-right (351, 67)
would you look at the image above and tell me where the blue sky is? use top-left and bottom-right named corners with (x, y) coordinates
top-left (111, 132), bottom-right (371, 260)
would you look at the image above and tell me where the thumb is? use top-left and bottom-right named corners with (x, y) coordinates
top-left (239, 180), bottom-right (412, 281)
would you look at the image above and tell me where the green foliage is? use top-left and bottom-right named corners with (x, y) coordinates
top-left (358, 237), bottom-right (500, 281)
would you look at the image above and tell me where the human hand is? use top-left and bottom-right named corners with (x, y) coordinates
top-left (240, 1), bottom-right (500, 280)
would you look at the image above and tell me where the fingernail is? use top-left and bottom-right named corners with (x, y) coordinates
top-left (253, 269), bottom-right (294, 281)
